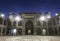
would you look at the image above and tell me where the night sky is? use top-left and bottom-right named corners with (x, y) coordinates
top-left (0, 0), bottom-right (60, 18)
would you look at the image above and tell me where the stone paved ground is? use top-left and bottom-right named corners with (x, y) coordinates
top-left (0, 36), bottom-right (60, 41)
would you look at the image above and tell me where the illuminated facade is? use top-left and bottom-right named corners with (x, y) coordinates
top-left (0, 12), bottom-right (60, 36)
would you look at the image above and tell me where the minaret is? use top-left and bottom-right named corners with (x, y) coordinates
top-left (45, 12), bottom-right (51, 20)
top-left (9, 12), bottom-right (14, 27)
top-left (9, 12), bottom-right (14, 21)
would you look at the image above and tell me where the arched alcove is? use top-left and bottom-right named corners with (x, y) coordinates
top-left (25, 20), bottom-right (33, 35)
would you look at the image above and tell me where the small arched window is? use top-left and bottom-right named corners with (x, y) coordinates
top-left (37, 21), bottom-right (41, 26)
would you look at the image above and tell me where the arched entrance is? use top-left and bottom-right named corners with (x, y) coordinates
top-left (18, 28), bottom-right (22, 35)
top-left (25, 20), bottom-right (33, 35)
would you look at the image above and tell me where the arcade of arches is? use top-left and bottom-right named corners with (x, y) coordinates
top-left (0, 13), bottom-right (60, 36)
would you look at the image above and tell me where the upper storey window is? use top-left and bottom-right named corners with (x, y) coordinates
top-left (0, 18), bottom-right (3, 25)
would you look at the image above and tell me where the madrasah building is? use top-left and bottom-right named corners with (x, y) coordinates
top-left (0, 12), bottom-right (60, 36)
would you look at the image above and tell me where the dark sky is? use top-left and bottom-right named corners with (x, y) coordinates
top-left (0, 0), bottom-right (60, 17)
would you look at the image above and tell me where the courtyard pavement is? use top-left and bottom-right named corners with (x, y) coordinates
top-left (0, 35), bottom-right (60, 41)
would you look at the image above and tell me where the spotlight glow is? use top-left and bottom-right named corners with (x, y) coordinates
top-left (39, 16), bottom-right (46, 21)
top-left (0, 14), bottom-right (5, 17)
top-left (14, 16), bottom-right (22, 22)
top-left (55, 13), bottom-right (58, 16)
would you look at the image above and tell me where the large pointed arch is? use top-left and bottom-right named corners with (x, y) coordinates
top-left (25, 20), bottom-right (34, 35)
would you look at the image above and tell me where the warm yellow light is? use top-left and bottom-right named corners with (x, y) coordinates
top-left (46, 15), bottom-right (51, 19)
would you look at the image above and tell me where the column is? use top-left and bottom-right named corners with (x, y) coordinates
top-left (22, 19), bottom-right (25, 35)
top-left (51, 20), bottom-right (55, 35)
top-left (46, 21), bottom-right (49, 35)
top-left (41, 22), bottom-right (43, 35)
top-left (33, 19), bottom-right (36, 35)
top-left (34, 16), bottom-right (37, 35)
top-left (55, 18), bottom-right (59, 35)
top-left (33, 22), bottom-right (36, 35)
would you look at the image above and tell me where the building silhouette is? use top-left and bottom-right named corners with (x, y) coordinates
top-left (0, 12), bottom-right (60, 36)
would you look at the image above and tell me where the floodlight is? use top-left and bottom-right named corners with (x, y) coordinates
top-left (55, 13), bottom-right (58, 16)
top-left (39, 16), bottom-right (46, 21)
top-left (0, 14), bottom-right (5, 17)
top-left (14, 16), bottom-right (22, 22)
